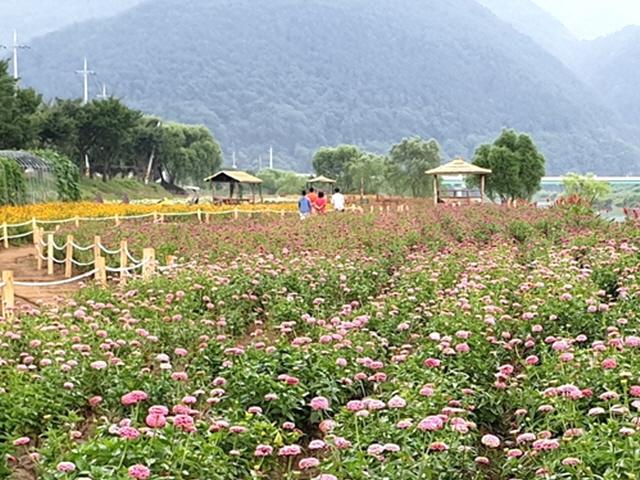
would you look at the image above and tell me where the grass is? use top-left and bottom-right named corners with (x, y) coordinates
top-left (79, 177), bottom-right (175, 201)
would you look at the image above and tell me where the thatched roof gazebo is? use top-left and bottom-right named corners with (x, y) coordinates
top-left (204, 170), bottom-right (264, 204)
top-left (307, 175), bottom-right (336, 194)
top-left (426, 158), bottom-right (492, 205)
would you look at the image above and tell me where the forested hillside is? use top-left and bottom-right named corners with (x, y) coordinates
top-left (476, 0), bottom-right (580, 66)
top-left (18, 0), bottom-right (640, 173)
top-left (0, 0), bottom-right (144, 41)
top-left (576, 26), bottom-right (640, 127)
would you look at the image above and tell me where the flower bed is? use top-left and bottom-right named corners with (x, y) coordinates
top-left (2, 206), bottom-right (640, 479)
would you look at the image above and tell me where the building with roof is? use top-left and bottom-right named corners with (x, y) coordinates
top-left (204, 170), bottom-right (264, 204)
top-left (426, 158), bottom-right (492, 205)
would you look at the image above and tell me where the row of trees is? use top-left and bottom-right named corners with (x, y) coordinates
top-left (0, 61), bottom-right (222, 188)
top-left (312, 130), bottom-right (547, 201)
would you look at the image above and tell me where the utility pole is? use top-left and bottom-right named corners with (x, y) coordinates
top-left (145, 120), bottom-right (162, 185)
top-left (11, 30), bottom-right (30, 80)
top-left (269, 146), bottom-right (273, 170)
top-left (232, 151), bottom-right (237, 169)
top-left (258, 155), bottom-right (263, 171)
top-left (96, 83), bottom-right (108, 100)
top-left (76, 57), bottom-right (95, 105)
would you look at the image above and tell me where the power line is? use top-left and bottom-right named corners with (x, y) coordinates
top-left (75, 57), bottom-right (95, 104)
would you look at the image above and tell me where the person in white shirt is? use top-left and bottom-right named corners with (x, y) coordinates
top-left (331, 188), bottom-right (345, 212)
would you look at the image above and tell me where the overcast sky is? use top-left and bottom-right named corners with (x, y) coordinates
top-left (533, 0), bottom-right (640, 38)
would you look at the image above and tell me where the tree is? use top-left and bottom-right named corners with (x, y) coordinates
top-left (312, 145), bottom-right (364, 190)
top-left (388, 137), bottom-right (441, 197)
top-left (471, 129), bottom-right (545, 202)
top-left (77, 98), bottom-right (142, 180)
top-left (347, 153), bottom-right (387, 199)
top-left (563, 173), bottom-right (611, 206)
top-left (0, 61), bottom-right (41, 150)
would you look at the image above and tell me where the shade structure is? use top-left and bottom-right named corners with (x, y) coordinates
top-left (308, 175), bottom-right (337, 184)
top-left (425, 158), bottom-right (492, 176)
top-left (426, 158), bottom-right (492, 205)
top-left (204, 170), bottom-right (263, 203)
top-left (204, 170), bottom-right (263, 184)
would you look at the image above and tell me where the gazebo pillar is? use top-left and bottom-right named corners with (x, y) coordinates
top-left (480, 175), bottom-right (486, 203)
top-left (433, 175), bottom-right (439, 205)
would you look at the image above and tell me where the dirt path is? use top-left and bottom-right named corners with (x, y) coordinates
top-left (0, 245), bottom-right (81, 309)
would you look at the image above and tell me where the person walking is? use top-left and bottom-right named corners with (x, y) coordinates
top-left (298, 190), bottom-right (312, 220)
top-left (307, 188), bottom-right (318, 211)
top-left (314, 191), bottom-right (328, 214)
top-left (331, 188), bottom-right (345, 212)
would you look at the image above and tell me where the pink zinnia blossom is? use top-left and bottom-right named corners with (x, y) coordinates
top-left (13, 437), bottom-right (30, 446)
top-left (299, 457), bottom-right (320, 470)
top-left (602, 358), bottom-right (617, 369)
top-left (56, 462), bottom-right (76, 473)
top-left (481, 434), bottom-right (500, 448)
top-left (278, 444), bottom-right (302, 456)
top-left (310, 396), bottom-right (330, 411)
top-left (145, 413), bottom-right (166, 429)
top-left (121, 390), bottom-right (148, 406)
top-left (128, 464), bottom-right (151, 480)
top-left (254, 444), bottom-right (273, 457)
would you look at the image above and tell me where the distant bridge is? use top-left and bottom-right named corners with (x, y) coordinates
top-left (441, 175), bottom-right (640, 187)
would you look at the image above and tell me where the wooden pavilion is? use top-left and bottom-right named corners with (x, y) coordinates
top-left (426, 158), bottom-right (492, 205)
top-left (307, 175), bottom-right (336, 194)
top-left (204, 170), bottom-right (264, 204)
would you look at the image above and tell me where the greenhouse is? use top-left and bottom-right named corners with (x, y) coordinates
top-left (0, 150), bottom-right (59, 204)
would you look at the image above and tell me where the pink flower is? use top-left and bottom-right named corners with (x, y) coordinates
top-left (278, 445), bottom-right (302, 456)
top-left (602, 358), bottom-right (617, 369)
top-left (630, 386), bottom-right (640, 397)
top-left (481, 434), bottom-right (500, 448)
top-left (148, 405), bottom-right (169, 416)
top-left (56, 462), bottom-right (76, 473)
top-left (475, 456), bottom-right (490, 465)
top-left (145, 414), bottom-right (166, 429)
top-left (90, 360), bottom-right (107, 370)
top-left (562, 457), bottom-right (582, 466)
top-left (316, 475), bottom-right (338, 480)
top-left (119, 426), bottom-right (141, 440)
top-left (254, 444), bottom-right (274, 457)
top-left (128, 464), bottom-right (151, 480)
top-left (346, 400), bottom-right (364, 411)
top-left (428, 442), bottom-right (449, 452)
top-left (173, 414), bottom-right (196, 432)
top-left (418, 416), bottom-right (444, 432)
top-left (387, 395), bottom-right (407, 409)
top-left (299, 457), bottom-right (320, 470)
top-left (507, 449), bottom-right (523, 458)
top-left (310, 396), bottom-right (330, 411)
top-left (13, 437), bottom-right (30, 446)
top-left (88, 395), bottom-right (103, 407)
top-left (525, 355), bottom-right (539, 365)
top-left (423, 358), bottom-right (441, 368)
top-left (121, 390), bottom-right (148, 406)
top-left (309, 440), bottom-right (326, 450)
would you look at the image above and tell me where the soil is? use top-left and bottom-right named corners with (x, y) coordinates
top-left (0, 245), bottom-right (81, 309)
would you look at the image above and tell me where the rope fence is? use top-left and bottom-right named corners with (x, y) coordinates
top-left (0, 207), bottom-right (304, 250)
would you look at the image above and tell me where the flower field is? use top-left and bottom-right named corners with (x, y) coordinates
top-left (2, 206), bottom-right (640, 479)
top-left (0, 202), bottom-right (296, 226)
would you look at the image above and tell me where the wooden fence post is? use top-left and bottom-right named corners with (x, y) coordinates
top-left (1, 271), bottom-right (15, 321)
top-left (31, 218), bottom-right (37, 244)
top-left (35, 229), bottom-right (43, 271)
top-left (197, 209), bottom-right (202, 223)
top-left (95, 257), bottom-right (107, 287)
top-left (93, 236), bottom-right (101, 264)
top-left (280, 211), bottom-right (285, 219)
top-left (142, 248), bottom-right (156, 280)
top-left (115, 214), bottom-right (121, 227)
top-left (65, 235), bottom-right (73, 278)
top-left (47, 234), bottom-right (54, 276)
top-left (233, 208), bottom-right (239, 220)
top-left (74, 216), bottom-right (80, 228)
top-left (2, 223), bottom-right (8, 249)
top-left (205, 213), bottom-right (210, 224)
top-left (153, 212), bottom-right (159, 223)
top-left (166, 255), bottom-right (176, 268)
top-left (119, 240), bottom-right (128, 285)
top-left (160, 213), bottom-right (165, 224)
top-left (369, 205), bottom-right (374, 214)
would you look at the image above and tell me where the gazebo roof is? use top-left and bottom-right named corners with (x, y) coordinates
top-left (204, 170), bottom-right (263, 184)
top-left (426, 158), bottom-right (492, 176)
top-left (308, 175), bottom-right (336, 184)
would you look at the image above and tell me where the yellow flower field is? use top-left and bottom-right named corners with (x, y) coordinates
top-left (0, 201), bottom-right (296, 226)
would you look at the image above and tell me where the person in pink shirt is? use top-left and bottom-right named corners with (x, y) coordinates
top-left (314, 191), bottom-right (328, 214)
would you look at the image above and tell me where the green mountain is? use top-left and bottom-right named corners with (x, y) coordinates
top-left (577, 26), bottom-right (640, 127)
top-left (475, 0), bottom-right (580, 67)
top-left (0, 0), bottom-right (144, 41)
top-left (18, 0), bottom-right (640, 173)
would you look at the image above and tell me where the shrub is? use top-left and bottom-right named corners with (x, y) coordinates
top-left (32, 149), bottom-right (81, 202)
top-left (0, 156), bottom-right (26, 205)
